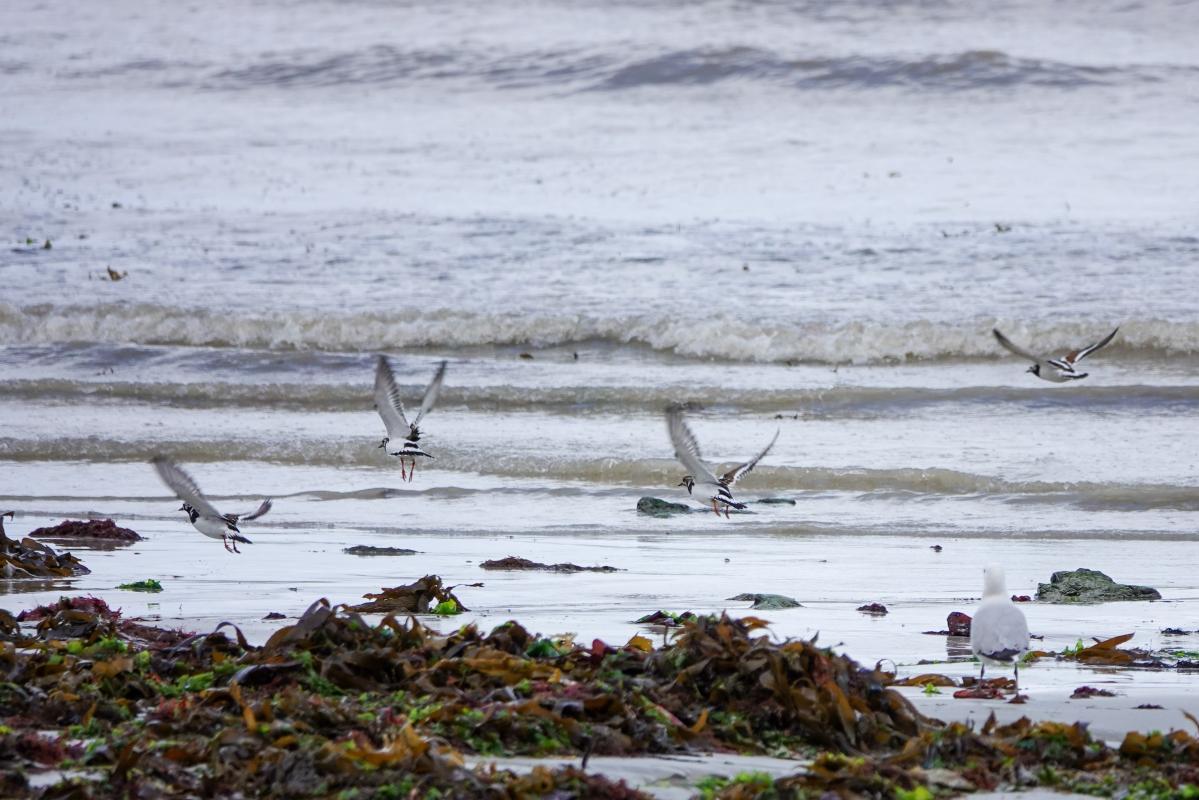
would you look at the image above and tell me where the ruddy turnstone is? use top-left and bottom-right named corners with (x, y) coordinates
top-left (667, 408), bottom-right (779, 517)
top-left (151, 457), bottom-right (272, 554)
top-left (374, 356), bottom-right (448, 482)
top-left (993, 326), bottom-right (1119, 382)
top-left (971, 565), bottom-right (1029, 691)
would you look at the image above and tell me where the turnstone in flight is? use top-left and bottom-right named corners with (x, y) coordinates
top-left (992, 326), bottom-right (1118, 382)
top-left (971, 565), bottom-right (1030, 691)
top-left (374, 356), bottom-right (448, 482)
top-left (151, 457), bottom-right (272, 554)
top-left (667, 408), bottom-right (779, 517)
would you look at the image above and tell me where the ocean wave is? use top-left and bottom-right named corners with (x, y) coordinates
top-left (2, 437), bottom-right (1196, 510)
top-left (3, 302), bottom-right (1199, 364)
top-left (4, 378), bottom-right (1199, 415)
top-left (193, 45), bottom-right (1190, 93)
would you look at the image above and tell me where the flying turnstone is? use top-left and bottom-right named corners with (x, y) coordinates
top-left (993, 326), bottom-right (1119, 382)
top-left (374, 356), bottom-right (448, 482)
top-left (151, 457), bottom-right (272, 554)
top-left (667, 408), bottom-right (779, 517)
top-left (970, 565), bottom-right (1030, 691)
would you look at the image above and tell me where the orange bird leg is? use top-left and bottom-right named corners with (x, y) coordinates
top-left (400, 459), bottom-right (407, 480)
top-left (408, 459), bottom-right (417, 481)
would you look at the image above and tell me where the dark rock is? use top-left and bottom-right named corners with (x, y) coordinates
top-left (1011, 595), bottom-right (1031, 602)
top-left (857, 603), bottom-right (888, 615)
top-left (263, 611), bottom-right (286, 620)
top-left (948, 611), bottom-right (972, 637)
top-left (479, 556), bottom-right (619, 573)
top-left (30, 518), bottom-right (143, 542)
top-left (636, 496), bottom-right (691, 517)
top-left (1071, 686), bottom-right (1117, 699)
top-left (754, 497), bottom-right (796, 505)
top-left (1036, 568), bottom-right (1161, 604)
top-left (1161, 628), bottom-right (1191, 635)
top-left (930, 545), bottom-right (943, 552)
top-left (343, 545), bottom-right (418, 557)
top-left (727, 593), bottom-right (802, 609)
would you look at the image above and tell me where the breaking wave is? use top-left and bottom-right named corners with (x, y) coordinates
top-left (3, 303), bottom-right (1198, 364)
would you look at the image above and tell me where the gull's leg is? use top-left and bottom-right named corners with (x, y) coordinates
top-left (724, 505), bottom-right (731, 519)
top-left (979, 663), bottom-right (985, 683)
top-left (222, 535), bottom-right (232, 553)
top-left (711, 499), bottom-right (719, 516)
top-left (232, 539), bottom-right (241, 554)
top-left (408, 459), bottom-right (417, 481)
top-left (400, 459), bottom-right (407, 480)
top-left (1014, 662), bottom-right (1019, 693)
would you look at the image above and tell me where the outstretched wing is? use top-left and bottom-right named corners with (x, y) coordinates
top-left (1064, 326), bottom-right (1118, 365)
top-left (666, 409), bottom-right (720, 486)
top-left (228, 499), bottom-right (272, 524)
top-left (411, 360), bottom-right (448, 428)
top-left (151, 456), bottom-right (224, 521)
top-left (992, 328), bottom-right (1041, 363)
top-left (722, 428), bottom-right (779, 487)
top-left (373, 355), bottom-right (411, 437)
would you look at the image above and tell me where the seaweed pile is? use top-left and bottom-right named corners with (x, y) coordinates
top-left (0, 513), bottom-right (90, 578)
top-left (2, 597), bottom-right (1198, 798)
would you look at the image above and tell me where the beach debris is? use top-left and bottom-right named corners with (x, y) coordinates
top-left (727, 592), bottom-right (802, 609)
top-left (633, 610), bottom-right (699, 626)
top-left (1071, 686), bottom-right (1118, 699)
top-left (105, 266), bottom-right (127, 281)
top-left (857, 602), bottom-right (888, 615)
top-left (948, 611), bottom-right (972, 636)
top-left (263, 611), bottom-right (286, 620)
top-left (3, 596), bottom-right (1199, 798)
top-left (29, 518), bottom-right (143, 542)
top-left (930, 545), bottom-right (942, 552)
top-left (116, 579), bottom-right (163, 593)
top-left (895, 673), bottom-right (956, 687)
top-left (1036, 568), bottom-right (1161, 603)
top-left (1135, 704), bottom-right (1165, 709)
top-left (343, 545), bottom-right (418, 556)
top-left (1161, 627), bottom-right (1192, 635)
top-left (636, 496), bottom-right (691, 516)
top-left (1, 521), bottom-right (90, 578)
top-left (753, 497), bottom-right (796, 505)
top-left (518, 352), bottom-right (534, 359)
top-left (346, 574), bottom-right (472, 613)
top-left (479, 556), bottom-right (620, 573)
top-left (952, 678), bottom-right (1012, 699)
top-left (1010, 594), bottom-right (1031, 602)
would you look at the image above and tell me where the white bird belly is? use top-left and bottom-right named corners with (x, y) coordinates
top-left (192, 516), bottom-right (231, 539)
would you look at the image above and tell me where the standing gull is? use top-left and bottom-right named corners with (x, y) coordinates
top-left (374, 356), bottom-right (448, 482)
top-left (151, 457), bottom-right (272, 554)
top-left (666, 408), bottom-right (778, 517)
top-left (971, 565), bottom-right (1030, 691)
top-left (993, 326), bottom-right (1119, 382)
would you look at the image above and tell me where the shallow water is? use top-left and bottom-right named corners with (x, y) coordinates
top-left (2, 0), bottom-right (1198, 735)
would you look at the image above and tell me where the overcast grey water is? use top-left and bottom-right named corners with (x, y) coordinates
top-left (2, 0), bottom-right (1198, 668)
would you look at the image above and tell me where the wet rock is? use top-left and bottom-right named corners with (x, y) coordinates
top-left (1071, 686), bottom-right (1117, 699)
top-left (727, 593), bottom-right (802, 609)
top-left (480, 556), bottom-right (619, 573)
top-left (947, 611), bottom-right (972, 637)
top-left (1161, 627), bottom-right (1192, 635)
top-left (263, 611), bottom-right (286, 620)
top-left (343, 545), bottom-right (418, 557)
top-left (857, 603), bottom-right (888, 615)
top-left (29, 518), bottom-right (142, 542)
top-left (754, 497), bottom-right (796, 506)
top-left (1036, 568), bottom-right (1161, 603)
top-left (636, 497), bottom-right (691, 516)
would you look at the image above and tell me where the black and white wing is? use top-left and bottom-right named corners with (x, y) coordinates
top-left (992, 328), bottom-right (1041, 363)
top-left (228, 499), bottom-right (272, 524)
top-left (411, 360), bottom-right (448, 428)
top-left (721, 428), bottom-right (779, 487)
top-left (1063, 326), bottom-right (1119, 365)
top-left (666, 409), bottom-right (720, 486)
top-left (373, 356), bottom-right (411, 438)
top-left (151, 457), bottom-right (224, 521)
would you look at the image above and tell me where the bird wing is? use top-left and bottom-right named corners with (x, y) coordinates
top-left (1064, 326), bottom-right (1119, 365)
top-left (411, 360), bottom-right (448, 428)
top-left (992, 328), bottom-right (1041, 363)
top-left (722, 428), bottom-right (779, 487)
top-left (666, 409), bottom-right (720, 486)
top-left (373, 355), bottom-right (411, 437)
top-left (970, 601), bottom-right (1029, 659)
top-left (151, 457), bottom-right (224, 521)
top-left (228, 499), bottom-right (272, 524)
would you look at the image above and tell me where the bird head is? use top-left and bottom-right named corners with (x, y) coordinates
top-left (677, 475), bottom-right (695, 494)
